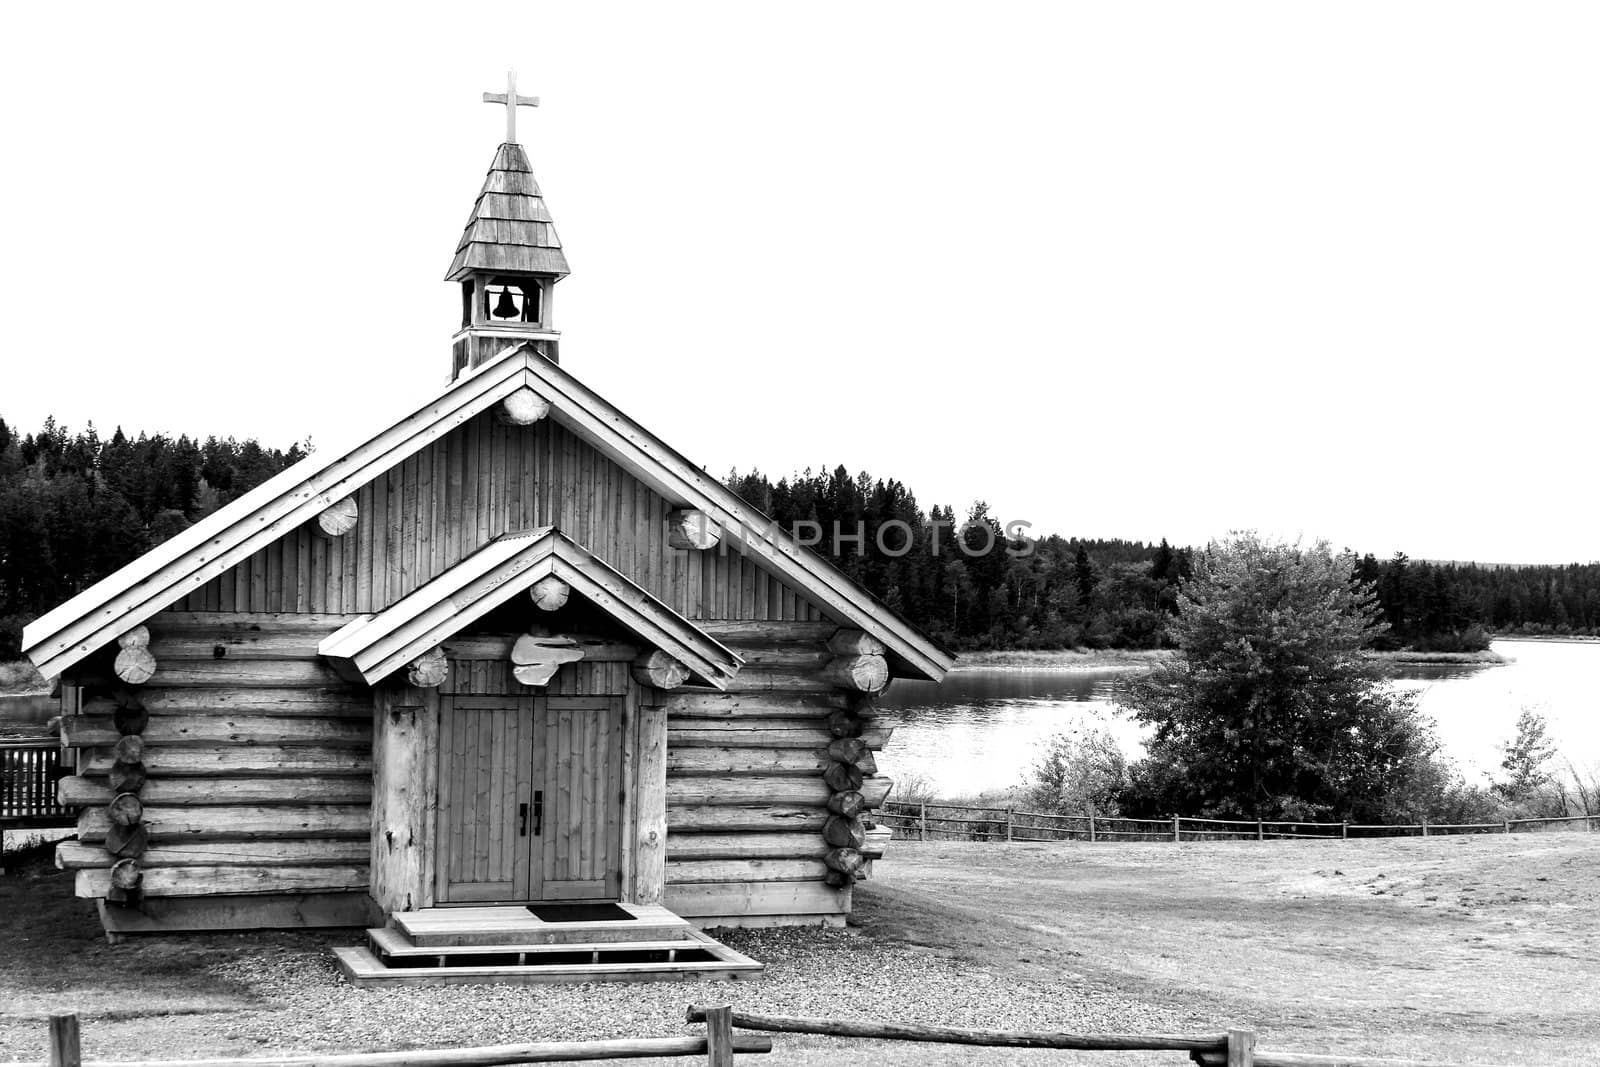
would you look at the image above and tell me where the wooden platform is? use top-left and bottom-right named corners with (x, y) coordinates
top-left (335, 903), bottom-right (764, 985)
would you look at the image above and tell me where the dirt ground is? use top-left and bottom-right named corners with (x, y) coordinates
top-left (1, 834), bottom-right (1596, 1066)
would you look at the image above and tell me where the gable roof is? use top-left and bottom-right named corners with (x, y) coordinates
top-left (445, 143), bottom-right (568, 281)
top-left (319, 527), bottom-right (742, 689)
top-left (23, 346), bottom-right (955, 682)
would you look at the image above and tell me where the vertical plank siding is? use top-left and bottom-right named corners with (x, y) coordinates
top-left (178, 412), bottom-right (825, 623)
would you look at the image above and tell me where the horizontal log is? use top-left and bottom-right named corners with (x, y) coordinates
top-left (668, 722), bottom-right (892, 750)
top-left (118, 625), bottom-right (152, 649)
top-left (78, 805), bottom-right (370, 843)
top-left (717, 668), bottom-right (837, 693)
top-left (862, 825), bottom-right (892, 858)
top-left (58, 839), bottom-right (369, 869)
top-left (64, 714), bottom-right (370, 749)
top-left (658, 691), bottom-right (847, 717)
top-left (665, 747), bottom-right (877, 777)
top-left (78, 864), bottom-right (368, 899)
top-left (826, 629), bottom-right (887, 657)
top-left (667, 805), bottom-right (828, 833)
top-left (666, 832), bottom-right (832, 861)
top-left (694, 620), bottom-right (838, 642)
top-left (442, 634), bottom-right (637, 662)
top-left (528, 574), bottom-right (571, 612)
top-left (666, 777), bottom-right (831, 807)
top-left (152, 611), bottom-right (363, 633)
top-left (114, 647), bottom-right (158, 685)
top-left (860, 775), bottom-right (893, 808)
top-left (141, 660), bottom-right (352, 688)
top-left (407, 647), bottom-right (449, 688)
top-left (148, 632), bottom-right (326, 661)
top-left (666, 858), bottom-right (828, 884)
top-left (681, 1009), bottom-right (1224, 1054)
top-left (60, 717), bottom-right (120, 749)
top-left (499, 387), bottom-right (550, 426)
top-left (138, 687), bottom-right (369, 717)
top-left (819, 654), bottom-right (889, 693)
top-left (632, 650), bottom-right (690, 690)
top-left (711, 643), bottom-right (830, 670)
top-left (60, 775), bottom-right (372, 807)
top-left (84, 746), bottom-right (371, 778)
top-left (665, 879), bottom-right (848, 918)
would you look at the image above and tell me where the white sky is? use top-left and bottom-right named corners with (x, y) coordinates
top-left (1, 2), bottom-right (1596, 564)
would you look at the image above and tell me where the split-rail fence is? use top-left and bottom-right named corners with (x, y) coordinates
top-left (878, 799), bottom-right (1600, 844)
top-left (15, 1007), bottom-right (1517, 1067)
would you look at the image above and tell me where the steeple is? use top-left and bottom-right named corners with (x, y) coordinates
top-left (448, 72), bottom-right (569, 378)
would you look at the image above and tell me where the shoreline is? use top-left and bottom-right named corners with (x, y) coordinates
top-left (951, 646), bottom-right (1509, 672)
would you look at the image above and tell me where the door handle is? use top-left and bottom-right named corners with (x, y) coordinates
top-left (532, 791), bottom-right (544, 837)
top-left (518, 803), bottom-right (529, 837)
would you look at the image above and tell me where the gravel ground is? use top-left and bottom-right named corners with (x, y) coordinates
top-left (0, 921), bottom-right (1209, 1064)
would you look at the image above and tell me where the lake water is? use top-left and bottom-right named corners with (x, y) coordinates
top-left (876, 639), bottom-right (1600, 798)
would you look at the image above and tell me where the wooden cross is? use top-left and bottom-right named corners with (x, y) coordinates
top-left (483, 70), bottom-right (540, 144)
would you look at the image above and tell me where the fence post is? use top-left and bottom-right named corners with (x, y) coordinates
top-left (1421, 819), bottom-right (1429, 837)
top-left (1340, 821), bottom-right (1348, 840)
top-left (1172, 815), bottom-right (1180, 843)
top-left (702, 1005), bottom-right (734, 1067)
top-left (1087, 813), bottom-right (1096, 843)
top-left (1227, 1027), bottom-right (1256, 1067)
top-left (1256, 820), bottom-right (1263, 842)
top-left (1503, 819), bottom-right (1511, 834)
top-left (1005, 808), bottom-right (1014, 842)
top-left (48, 1012), bottom-right (81, 1067)
top-left (918, 802), bottom-right (927, 842)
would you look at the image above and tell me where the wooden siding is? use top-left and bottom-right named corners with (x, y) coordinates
top-left (661, 622), bottom-right (873, 924)
top-left (177, 411), bottom-right (824, 622)
top-left (60, 613), bottom-right (373, 901)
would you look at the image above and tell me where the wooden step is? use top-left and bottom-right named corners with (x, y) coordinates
top-left (333, 942), bottom-right (764, 986)
top-left (369, 926), bottom-right (708, 963)
top-left (393, 903), bottom-right (690, 947)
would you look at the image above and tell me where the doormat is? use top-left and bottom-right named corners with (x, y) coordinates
top-left (526, 902), bottom-right (635, 923)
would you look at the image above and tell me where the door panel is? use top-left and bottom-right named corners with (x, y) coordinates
top-left (435, 694), bottom-right (622, 904)
top-left (436, 696), bottom-right (532, 903)
top-left (535, 697), bottom-right (623, 901)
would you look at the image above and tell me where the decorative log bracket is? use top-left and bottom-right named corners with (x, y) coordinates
top-left (821, 629), bottom-right (889, 694)
top-left (406, 647), bottom-right (449, 689)
top-left (497, 387), bottom-right (550, 426)
top-left (316, 497), bottom-right (359, 538)
top-left (666, 509), bottom-right (720, 551)
top-left (113, 626), bottom-right (157, 686)
top-left (529, 575), bottom-right (571, 612)
top-left (510, 634), bottom-right (583, 688)
top-left (631, 650), bottom-right (690, 690)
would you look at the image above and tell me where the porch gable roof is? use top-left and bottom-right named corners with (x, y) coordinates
top-left (317, 526), bottom-right (743, 689)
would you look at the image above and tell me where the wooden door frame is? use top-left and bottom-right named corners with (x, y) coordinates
top-left (367, 674), bottom-right (667, 915)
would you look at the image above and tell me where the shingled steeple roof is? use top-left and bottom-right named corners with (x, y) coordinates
top-left (445, 143), bottom-right (569, 281)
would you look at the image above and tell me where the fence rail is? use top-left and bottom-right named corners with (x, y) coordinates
top-left (0, 739), bottom-right (73, 827)
top-left (9, 1002), bottom-right (1519, 1067)
top-left (685, 1006), bottom-right (1514, 1067)
top-left (878, 799), bottom-right (1600, 844)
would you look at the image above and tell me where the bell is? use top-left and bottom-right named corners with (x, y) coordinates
top-left (492, 287), bottom-right (518, 319)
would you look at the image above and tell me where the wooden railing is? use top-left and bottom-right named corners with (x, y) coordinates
top-left (12, 1011), bottom-right (768, 1067)
top-left (878, 800), bottom-right (1600, 844)
top-left (0, 739), bottom-right (73, 827)
top-left (10, 1005), bottom-right (1518, 1067)
top-left (685, 1006), bottom-right (1516, 1067)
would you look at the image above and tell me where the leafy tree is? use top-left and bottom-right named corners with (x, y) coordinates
top-left (1025, 727), bottom-right (1130, 816)
top-left (1493, 708), bottom-right (1556, 803)
top-left (1120, 533), bottom-right (1440, 821)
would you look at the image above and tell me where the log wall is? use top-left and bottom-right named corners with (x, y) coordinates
top-left (174, 410), bottom-right (824, 623)
top-left (57, 612), bottom-right (374, 911)
top-left (661, 621), bottom-right (891, 927)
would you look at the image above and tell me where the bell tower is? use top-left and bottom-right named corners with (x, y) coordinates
top-left (447, 72), bottom-right (569, 379)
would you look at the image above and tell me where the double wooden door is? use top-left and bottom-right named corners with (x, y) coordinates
top-left (435, 695), bottom-right (623, 904)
